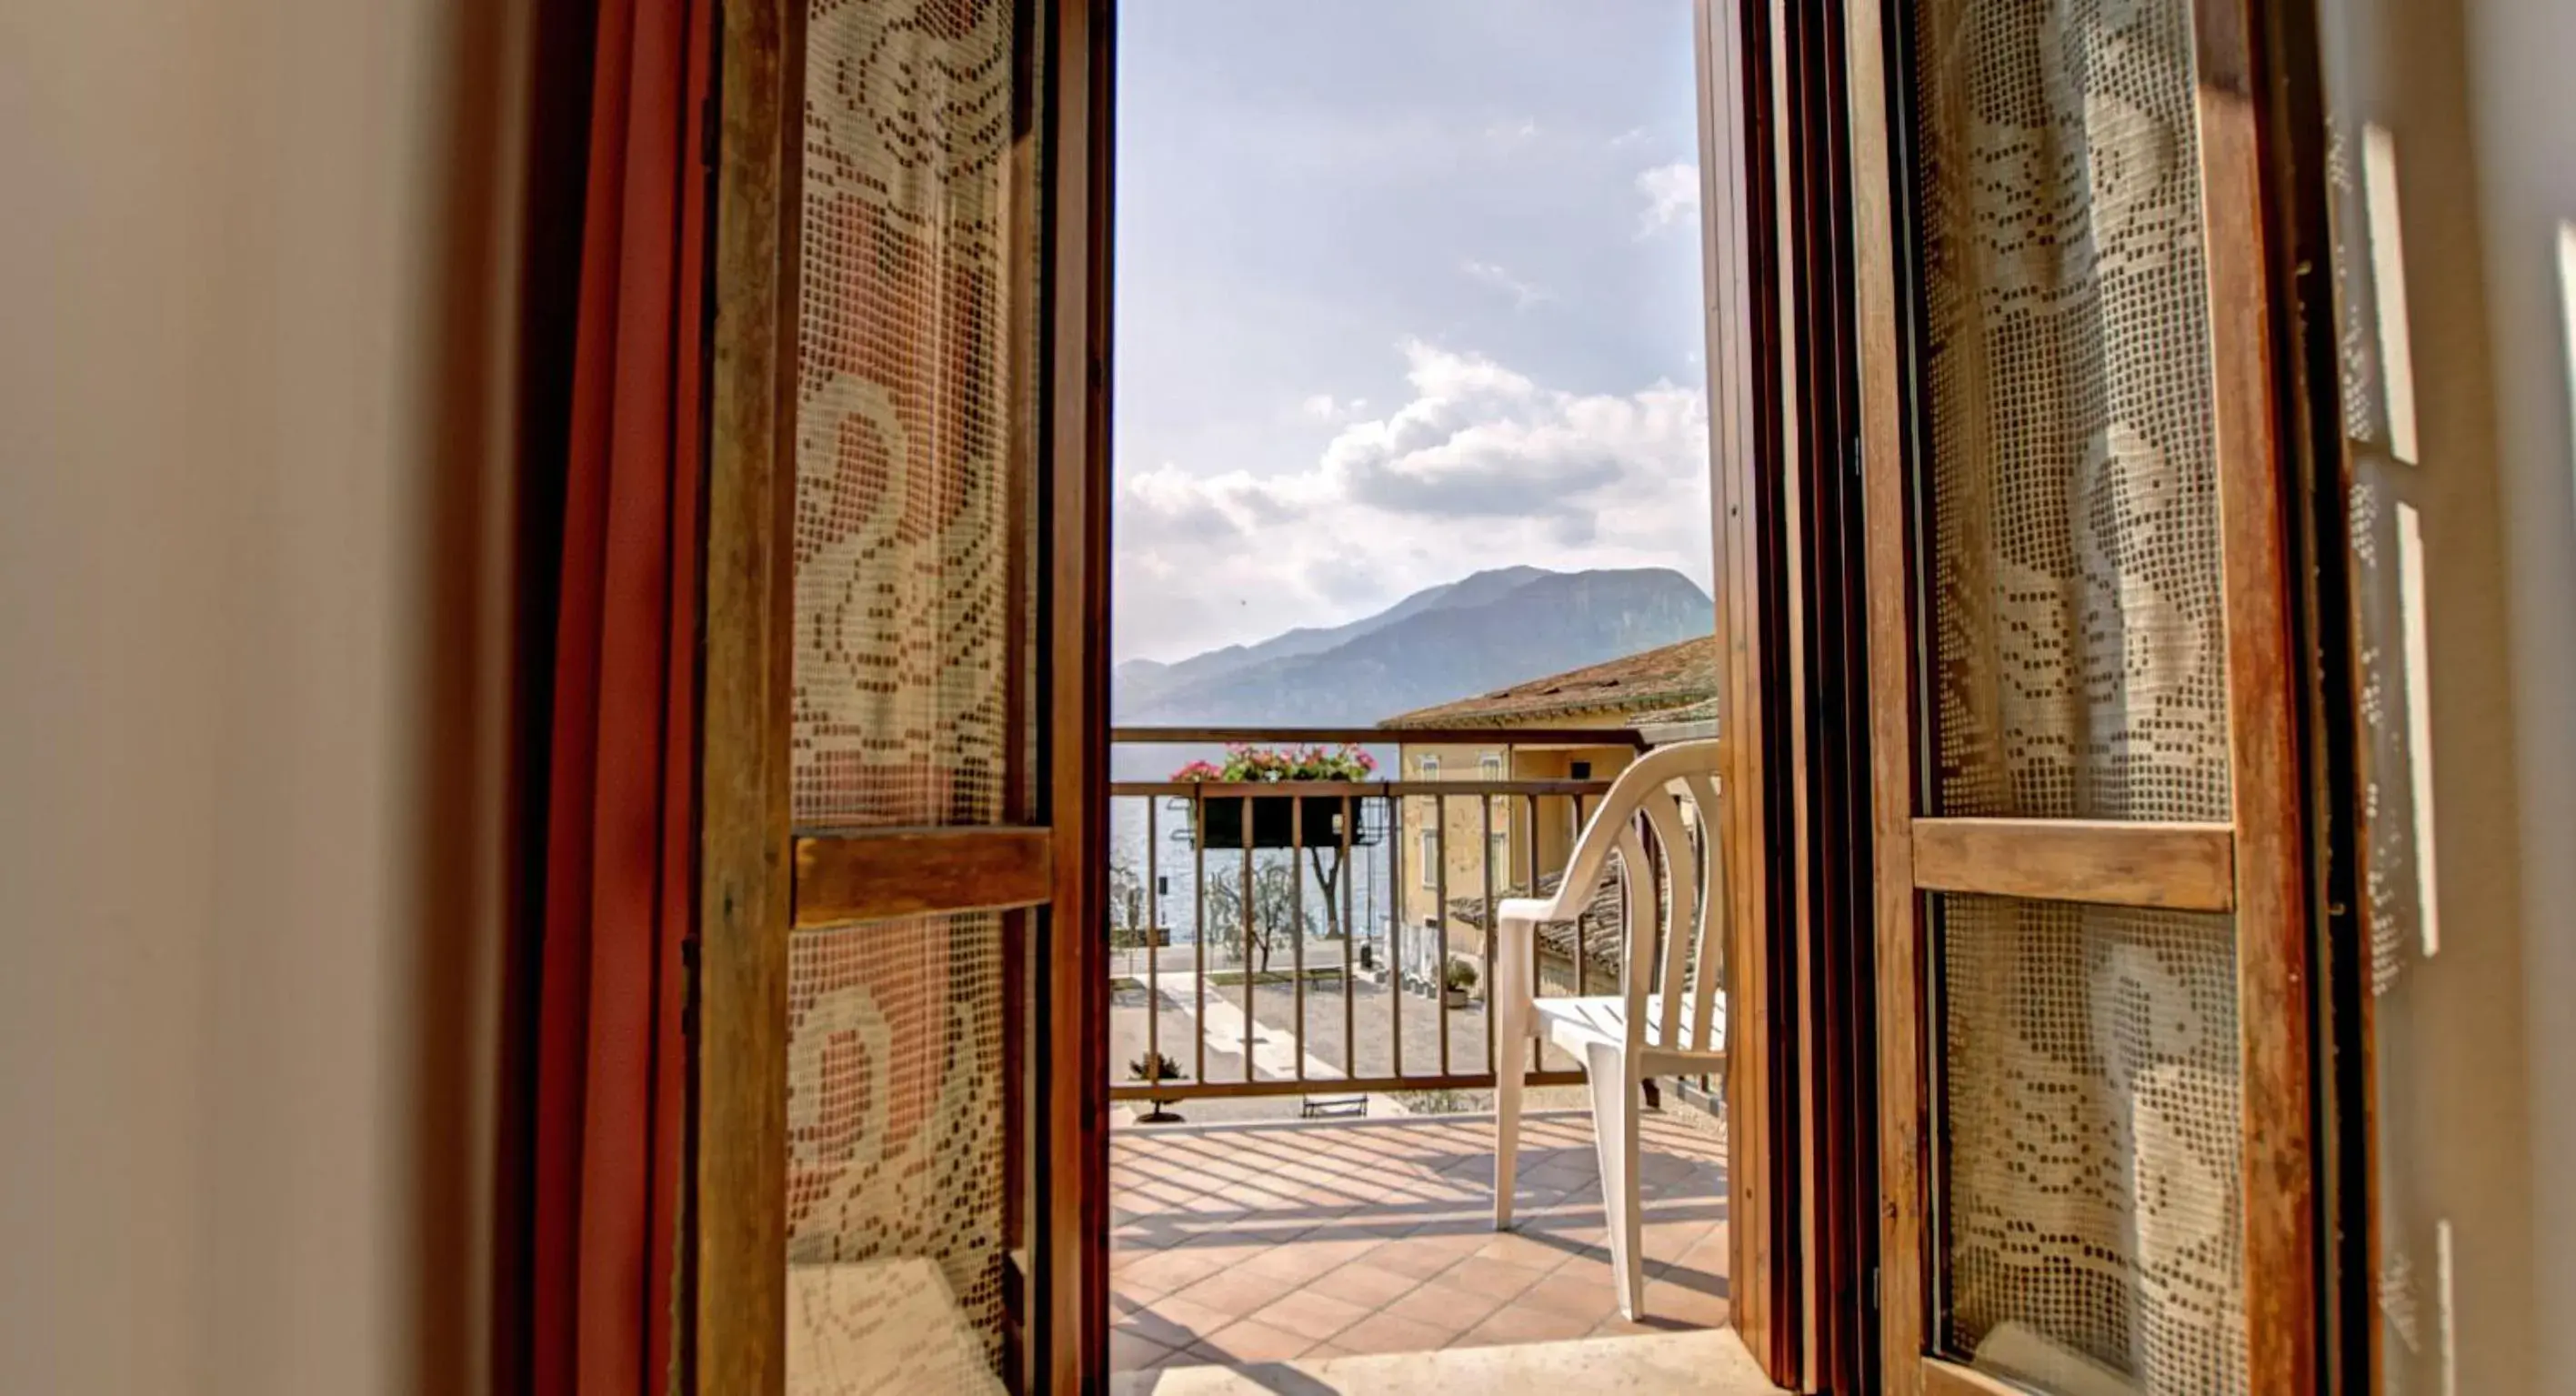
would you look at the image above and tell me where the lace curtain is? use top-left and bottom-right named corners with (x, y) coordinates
top-left (785, 2), bottom-right (1037, 1391)
top-left (1911, 0), bottom-right (2246, 1391)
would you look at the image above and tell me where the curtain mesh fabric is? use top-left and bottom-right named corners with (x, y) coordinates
top-left (787, 912), bottom-right (1009, 1390)
top-left (1918, 0), bottom-right (2230, 828)
top-left (784, 1), bottom-right (1031, 1389)
top-left (1938, 897), bottom-right (2245, 1393)
top-left (792, 0), bottom-right (1027, 830)
top-left (1909, 0), bottom-right (2245, 1391)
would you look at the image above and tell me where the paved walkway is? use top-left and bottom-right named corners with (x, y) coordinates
top-left (1145, 970), bottom-right (1345, 1083)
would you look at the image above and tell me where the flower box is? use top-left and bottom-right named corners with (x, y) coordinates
top-left (1190, 794), bottom-right (1361, 851)
top-left (1172, 742), bottom-right (1385, 850)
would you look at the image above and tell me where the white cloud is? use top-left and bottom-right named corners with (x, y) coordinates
top-left (1608, 126), bottom-right (1649, 150)
top-left (1300, 393), bottom-right (1341, 420)
top-left (1635, 162), bottom-right (1700, 236)
top-left (1460, 258), bottom-right (1550, 310)
top-left (1484, 116), bottom-right (1539, 145)
top-left (1116, 341), bottom-right (1713, 661)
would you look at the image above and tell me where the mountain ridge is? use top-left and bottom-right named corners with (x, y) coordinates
top-left (1115, 565), bottom-right (1714, 731)
top-left (1111, 565), bottom-right (1551, 714)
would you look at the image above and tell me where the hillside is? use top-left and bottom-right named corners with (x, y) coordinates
top-left (1110, 565), bottom-right (1550, 715)
top-left (1113, 566), bottom-right (1715, 731)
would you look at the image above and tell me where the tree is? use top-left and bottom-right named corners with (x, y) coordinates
top-left (1303, 799), bottom-right (1356, 945)
top-left (1168, 745), bottom-right (1376, 950)
top-left (1108, 836), bottom-right (1154, 949)
top-left (1201, 856), bottom-right (1317, 975)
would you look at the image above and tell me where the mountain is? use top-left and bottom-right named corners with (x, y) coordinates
top-left (1110, 565), bottom-right (1551, 714)
top-left (1114, 566), bottom-right (1715, 731)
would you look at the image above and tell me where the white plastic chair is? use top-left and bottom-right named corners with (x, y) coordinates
top-left (1491, 738), bottom-right (1726, 1321)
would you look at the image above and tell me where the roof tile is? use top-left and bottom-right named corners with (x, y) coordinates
top-left (1377, 635), bottom-right (1718, 729)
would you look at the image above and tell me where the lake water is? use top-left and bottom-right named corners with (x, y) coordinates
top-left (1107, 791), bottom-right (1401, 951)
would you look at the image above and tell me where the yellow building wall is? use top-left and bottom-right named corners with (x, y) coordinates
top-left (1508, 743), bottom-right (1641, 876)
top-left (1390, 733), bottom-right (1644, 990)
top-left (1392, 742), bottom-right (1506, 969)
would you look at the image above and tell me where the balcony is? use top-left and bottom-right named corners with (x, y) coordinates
top-left (1107, 728), bottom-right (1739, 1382)
top-left (1110, 1111), bottom-right (1731, 1375)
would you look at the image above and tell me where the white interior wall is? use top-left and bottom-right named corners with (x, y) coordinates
top-left (2464, 0), bottom-right (2576, 1387)
top-left (0, 3), bottom-right (522, 1391)
top-left (2327, 0), bottom-right (2575, 1389)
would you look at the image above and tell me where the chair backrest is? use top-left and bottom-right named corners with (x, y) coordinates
top-left (1539, 739), bottom-right (1726, 1055)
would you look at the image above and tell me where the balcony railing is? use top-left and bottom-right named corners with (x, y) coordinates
top-left (1107, 725), bottom-right (1661, 1107)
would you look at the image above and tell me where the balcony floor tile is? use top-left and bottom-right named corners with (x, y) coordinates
top-left (1111, 1109), bottom-right (1729, 1372)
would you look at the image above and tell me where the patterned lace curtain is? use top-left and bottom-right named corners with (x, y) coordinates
top-left (784, 2), bottom-right (1036, 1392)
top-left (1912, 1), bottom-right (2246, 1393)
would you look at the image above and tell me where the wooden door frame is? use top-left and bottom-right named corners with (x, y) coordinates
top-left (1770, 2), bottom-right (1881, 1387)
top-left (2246, 0), bottom-right (2373, 1384)
top-left (1699, 0), bottom-right (1902, 1387)
top-left (1038, 0), bottom-right (1117, 1386)
top-left (691, 0), bottom-right (1115, 1389)
top-left (1836, 0), bottom-right (2357, 1390)
top-left (1694, 1), bottom-right (1808, 1384)
top-left (695, 0), bottom-right (802, 1386)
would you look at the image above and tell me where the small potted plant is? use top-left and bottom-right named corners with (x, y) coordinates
top-left (1128, 1051), bottom-right (1185, 1123)
top-left (1172, 743), bottom-right (1382, 849)
top-left (1442, 957), bottom-right (1480, 1009)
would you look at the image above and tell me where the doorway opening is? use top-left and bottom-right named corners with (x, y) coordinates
top-left (1100, 1), bottom-right (1743, 1381)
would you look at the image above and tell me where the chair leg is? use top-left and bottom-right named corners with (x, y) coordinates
top-left (1492, 996), bottom-right (1527, 1230)
top-left (1585, 1041), bottom-right (1646, 1320)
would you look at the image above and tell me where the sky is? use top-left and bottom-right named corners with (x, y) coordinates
top-left (1111, 0), bottom-right (1715, 664)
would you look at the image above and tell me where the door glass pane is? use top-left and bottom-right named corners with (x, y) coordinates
top-left (1906, 2), bottom-right (2248, 1391)
top-left (1936, 893), bottom-right (2246, 1394)
top-left (793, 0), bottom-right (1042, 830)
top-left (787, 911), bottom-right (1010, 1392)
top-left (1912, 0), bottom-right (2231, 825)
top-left (786, 0), bottom-right (1044, 1389)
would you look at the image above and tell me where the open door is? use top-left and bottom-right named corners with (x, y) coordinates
top-left (1692, 1), bottom-right (1808, 1386)
top-left (1846, 0), bottom-right (2318, 1392)
top-left (694, 0), bottom-right (1112, 1391)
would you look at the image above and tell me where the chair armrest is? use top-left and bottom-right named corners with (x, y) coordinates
top-left (1493, 900), bottom-right (1549, 1018)
top-left (1495, 898), bottom-right (1551, 966)
top-left (1494, 906), bottom-right (1545, 963)
top-left (1496, 896), bottom-right (1555, 925)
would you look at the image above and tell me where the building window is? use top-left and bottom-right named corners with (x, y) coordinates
top-left (1479, 753), bottom-right (1502, 780)
top-left (1418, 829), bottom-right (1438, 887)
top-left (1418, 754), bottom-right (1439, 778)
top-left (1570, 759), bottom-right (1592, 780)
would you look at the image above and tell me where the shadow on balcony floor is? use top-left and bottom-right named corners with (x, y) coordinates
top-left (1110, 1328), bottom-right (1783, 1395)
top-left (1109, 1110), bottom-right (1729, 1374)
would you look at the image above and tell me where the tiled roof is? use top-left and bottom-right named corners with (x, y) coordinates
top-left (1444, 868), bottom-right (1636, 981)
top-left (1378, 634), bottom-right (1719, 729)
top-left (1631, 695), bottom-right (1719, 726)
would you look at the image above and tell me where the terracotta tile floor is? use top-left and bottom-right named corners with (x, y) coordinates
top-left (1109, 1110), bottom-right (1729, 1374)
